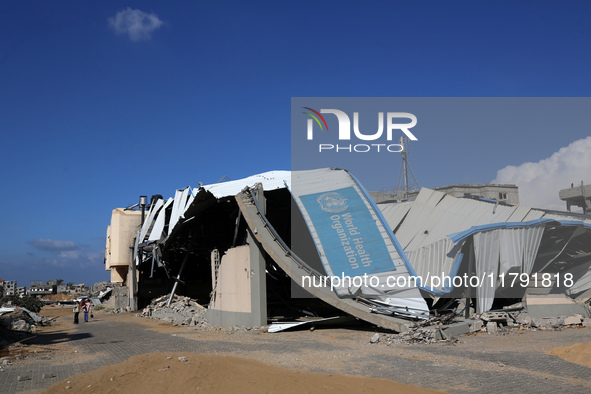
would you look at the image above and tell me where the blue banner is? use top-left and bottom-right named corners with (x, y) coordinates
top-left (300, 186), bottom-right (397, 277)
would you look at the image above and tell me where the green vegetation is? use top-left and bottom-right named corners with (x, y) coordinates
top-left (0, 295), bottom-right (44, 313)
top-left (94, 305), bottom-right (105, 311)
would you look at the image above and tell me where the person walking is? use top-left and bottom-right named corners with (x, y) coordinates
top-left (82, 299), bottom-right (90, 322)
top-left (73, 301), bottom-right (80, 324)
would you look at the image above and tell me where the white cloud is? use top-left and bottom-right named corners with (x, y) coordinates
top-left (108, 8), bottom-right (164, 42)
top-left (29, 238), bottom-right (78, 252)
top-left (492, 137), bottom-right (591, 211)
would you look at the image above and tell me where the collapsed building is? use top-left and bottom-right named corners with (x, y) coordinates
top-left (105, 168), bottom-right (591, 331)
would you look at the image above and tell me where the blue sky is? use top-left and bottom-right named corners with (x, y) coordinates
top-left (1, 1), bottom-right (590, 288)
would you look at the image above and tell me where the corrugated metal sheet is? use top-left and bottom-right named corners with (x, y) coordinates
top-left (378, 188), bottom-right (588, 306)
top-left (168, 187), bottom-right (190, 236)
top-left (395, 190), bottom-right (527, 252)
top-left (378, 202), bottom-right (413, 232)
top-left (406, 238), bottom-right (464, 293)
top-left (498, 225), bottom-right (545, 276)
top-left (148, 198), bottom-right (173, 242)
top-left (473, 229), bottom-right (500, 313)
top-left (139, 198), bottom-right (164, 242)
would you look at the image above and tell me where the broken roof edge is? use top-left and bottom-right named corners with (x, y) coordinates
top-left (446, 218), bottom-right (581, 244)
top-left (198, 170), bottom-right (291, 198)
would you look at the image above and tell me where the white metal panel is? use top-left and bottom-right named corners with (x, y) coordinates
top-left (498, 226), bottom-right (544, 276)
top-left (139, 198), bottom-right (164, 242)
top-left (522, 226), bottom-right (545, 275)
top-left (168, 187), bottom-right (190, 236)
top-left (508, 206), bottom-right (542, 222)
top-left (404, 194), bottom-right (516, 251)
top-left (148, 198), bottom-right (173, 242)
top-left (474, 230), bottom-right (501, 313)
top-left (378, 202), bottom-right (413, 232)
top-left (507, 205), bottom-right (543, 222)
top-left (406, 238), bottom-right (462, 292)
top-left (393, 188), bottom-right (446, 250)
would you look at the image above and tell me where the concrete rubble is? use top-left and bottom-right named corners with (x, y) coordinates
top-left (0, 307), bottom-right (54, 349)
top-left (369, 303), bottom-right (591, 345)
top-left (139, 294), bottom-right (209, 329)
top-left (135, 291), bottom-right (591, 343)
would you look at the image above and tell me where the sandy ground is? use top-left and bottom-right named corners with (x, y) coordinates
top-left (29, 306), bottom-right (442, 393)
top-left (44, 352), bottom-right (440, 393)
top-left (546, 342), bottom-right (591, 368)
top-left (7, 305), bottom-right (591, 393)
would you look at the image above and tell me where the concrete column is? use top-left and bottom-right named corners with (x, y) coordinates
top-left (247, 185), bottom-right (268, 326)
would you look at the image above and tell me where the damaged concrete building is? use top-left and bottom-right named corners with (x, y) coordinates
top-left (105, 168), bottom-right (591, 331)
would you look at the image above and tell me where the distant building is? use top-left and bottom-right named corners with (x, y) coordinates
top-left (29, 283), bottom-right (56, 298)
top-left (370, 184), bottom-right (519, 205)
top-left (3, 280), bottom-right (17, 296)
top-left (72, 284), bottom-right (87, 294)
top-left (16, 286), bottom-right (26, 297)
top-left (432, 184), bottom-right (519, 205)
top-left (559, 182), bottom-right (591, 213)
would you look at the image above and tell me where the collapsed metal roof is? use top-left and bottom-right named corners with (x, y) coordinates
top-left (379, 188), bottom-right (591, 312)
top-left (129, 169), bottom-right (591, 329)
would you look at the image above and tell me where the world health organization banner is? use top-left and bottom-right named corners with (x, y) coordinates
top-left (299, 185), bottom-right (396, 278)
top-left (289, 168), bottom-right (426, 305)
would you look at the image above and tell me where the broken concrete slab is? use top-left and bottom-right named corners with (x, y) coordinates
top-left (563, 314), bottom-right (583, 325)
top-left (486, 322), bottom-right (498, 334)
top-left (468, 319), bottom-right (483, 333)
top-left (524, 294), bottom-right (591, 319)
top-left (480, 311), bottom-right (509, 322)
top-left (440, 321), bottom-right (471, 339)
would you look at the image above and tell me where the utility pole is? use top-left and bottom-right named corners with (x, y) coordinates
top-left (395, 137), bottom-right (420, 200)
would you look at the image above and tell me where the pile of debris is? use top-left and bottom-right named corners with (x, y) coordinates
top-left (386, 313), bottom-right (463, 344)
top-left (369, 308), bottom-right (591, 346)
top-left (0, 307), bottom-right (51, 333)
top-left (140, 294), bottom-right (209, 328)
top-left (0, 307), bottom-right (53, 348)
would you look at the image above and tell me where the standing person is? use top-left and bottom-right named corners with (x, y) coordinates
top-left (73, 301), bottom-right (80, 324)
top-left (82, 299), bottom-right (90, 322)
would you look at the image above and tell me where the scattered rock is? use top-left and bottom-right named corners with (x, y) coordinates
top-left (178, 356), bottom-right (188, 362)
top-left (11, 319), bottom-right (29, 332)
top-left (370, 333), bottom-right (380, 344)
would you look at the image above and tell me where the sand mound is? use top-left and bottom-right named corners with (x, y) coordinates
top-left (547, 341), bottom-right (591, 368)
top-left (45, 352), bottom-right (441, 393)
